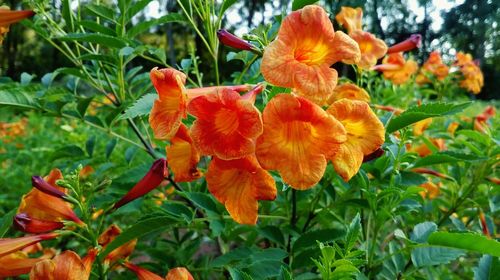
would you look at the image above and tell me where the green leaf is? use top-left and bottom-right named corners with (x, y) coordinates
top-left (85, 5), bottom-right (116, 22)
top-left (410, 222), bottom-right (437, 243)
top-left (386, 102), bottom-right (471, 133)
top-left (412, 151), bottom-right (485, 168)
top-left (0, 209), bottom-right (16, 237)
top-left (221, 0), bottom-right (238, 15)
top-left (86, 135), bottom-right (96, 157)
top-left (293, 228), bottom-right (345, 253)
top-left (474, 255), bottom-right (497, 280)
top-left (457, 130), bottom-right (490, 147)
top-left (78, 20), bottom-right (116, 36)
top-left (428, 232), bottom-right (500, 257)
top-left (228, 268), bottom-right (253, 280)
top-left (161, 202), bottom-right (194, 222)
top-left (125, 146), bottom-right (138, 163)
top-left (100, 216), bottom-right (177, 257)
top-left (345, 213), bottom-right (361, 251)
top-left (399, 171), bottom-right (427, 186)
top-left (411, 246), bottom-right (465, 267)
top-left (183, 192), bottom-right (219, 213)
top-left (62, 0), bottom-right (75, 32)
top-left (105, 139), bottom-right (117, 159)
top-left (77, 97), bottom-right (93, 118)
top-left (292, 0), bottom-right (318, 11)
top-left (126, 0), bottom-right (152, 22)
top-left (49, 145), bottom-right (85, 161)
top-left (0, 89), bottom-right (39, 110)
top-left (118, 93), bottom-right (156, 120)
top-left (58, 33), bottom-right (128, 49)
top-left (258, 225), bottom-right (285, 246)
top-left (127, 13), bottom-right (186, 38)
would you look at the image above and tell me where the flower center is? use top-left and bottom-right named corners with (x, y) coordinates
top-left (214, 108), bottom-right (239, 135)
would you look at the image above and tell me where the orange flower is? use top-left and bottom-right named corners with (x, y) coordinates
top-left (412, 168), bottom-right (449, 180)
top-left (29, 251), bottom-right (90, 280)
top-left (474, 105), bottom-right (496, 133)
top-left (18, 169), bottom-right (83, 225)
top-left (416, 51), bottom-right (449, 84)
top-left (261, 5), bottom-right (360, 105)
top-left (79, 165), bottom-right (94, 179)
top-left (328, 83), bottom-right (370, 104)
top-left (326, 99), bottom-right (385, 181)
top-left (206, 156), bottom-right (276, 224)
top-left (408, 138), bottom-right (446, 157)
top-left (166, 124), bottom-right (202, 182)
top-left (335, 6), bottom-right (363, 34)
top-left (387, 34), bottom-right (421, 54)
top-left (256, 94), bottom-right (346, 190)
top-left (374, 104), bottom-right (404, 115)
top-left (0, 7), bottom-right (35, 44)
top-left (373, 53), bottom-right (418, 85)
top-left (124, 262), bottom-right (194, 280)
top-left (114, 158), bottom-right (167, 209)
top-left (455, 51), bottom-right (473, 67)
top-left (0, 233), bottom-right (58, 258)
top-left (413, 118), bottom-right (432, 136)
top-left (447, 122), bottom-right (459, 136)
top-left (187, 88), bottom-right (263, 160)
top-left (166, 267), bottom-right (195, 280)
top-left (459, 62), bottom-right (484, 94)
top-left (349, 30), bottom-right (387, 69)
top-left (0, 247), bottom-right (54, 277)
top-left (419, 181), bottom-right (441, 199)
top-left (98, 224), bottom-right (137, 266)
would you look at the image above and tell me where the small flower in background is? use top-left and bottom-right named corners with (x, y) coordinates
top-left (413, 118), bottom-right (432, 136)
top-left (387, 34), bottom-right (422, 54)
top-left (206, 156), bottom-right (276, 224)
top-left (124, 262), bottom-right (194, 280)
top-left (454, 51), bottom-right (473, 67)
top-left (419, 180), bottom-right (441, 199)
top-left (349, 30), bottom-right (388, 69)
top-left (416, 51), bottom-right (449, 84)
top-left (454, 52), bottom-right (484, 94)
top-left (166, 124), bottom-right (202, 182)
top-left (374, 104), bottom-right (404, 115)
top-left (166, 267), bottom-right (195, 280)
top-left (0, 7), bottom-right (35, 44)
top-left (255, 94), bottom-right (346, 190)
top-left (328, 83), bottom-right (371, 103)
top-left (408, 138), bottom-right (446, 157)
top-left (29, 250), bottom-right (95, 280)
top-left (335, 6), bottom-right (363, 34)
top-left (114, 158), bottom-right (167, 209)
top-left (79, 165), bottom-right (94, 179)
top-left (447, 121), bottom-right (460, 136)
top-left (373, 52), bottom-right (418, 85)
top-left (474, 105), bottom-right (495, 133)
top-left (260, 5), bottom-right (360, 105)
top-left (478, 211), bottom-right (491, 238)
top-left (326, 99), bottom-right (385, 181)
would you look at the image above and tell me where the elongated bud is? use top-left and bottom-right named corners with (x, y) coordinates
top-left (0, 233), bottom-right (58, 258)
top-left (371, 63), bottom-right (401, 71)
top-left (487, 177), bottom-right (500, 185)
top-left (124, 262), bottom-right (165, 280)
top-left (373, 104), bottom-right (404, 115)
top-left (82, 247), bottom-right (98, 278)
top-left (479, 211), bottom-right (490, 237)
top-left (241, 83), bottom-right (265, 103)
top-left (31, 176), bottom-right (67, 200)
top-left (114, 159), bottom-right (168, 209)
top-left (0, 9), bottom-right (35, 26)
top-left (13, 213), bottom-right (64, 234)
top-left (362, 148), bottom-right (384, 163)
top-left (166, 267), bottom-right (194, 280)
top-left (411, 168), bottom-right (450, 179)
top-left (186, 84), bottom-right (253, 101)
top-left (387, 34), bottom-right (421, 54)
top-left (217, 29), bottom-right (259, 53)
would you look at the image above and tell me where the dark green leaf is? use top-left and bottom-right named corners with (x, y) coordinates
top-left (0, 209), bottom-right (16, 237)
top-left (62, 0), bottom-right (75, 32)
top-left (258, 225), bottom-right (285, 246)
top-left (86, 135), bottom-right (96, 157)
top-left (221, 0), bottom-right (238, 15)
top-left (293, 228), bottom-right (345, 253)
top-left (125, 146), bottom-right (138, 163)
top-left (106, 138), bottom-right (117, 159)
top-left (161, 202), bottom-right (194, 222)
top-left (428, 232), bottom-right (500, 257)
top-left (411, 246), bottom-right (464, 267)
top-left (345, 213), bottom-right (361, 251)
top-left (77, 97), bottom-right (93, 118)
top-left (292, 0), bottom-right (318, 11)
top-left (183, 192), bottom-right (219, 213)
top-left (399, 171), bottom-right (427, 186)
top-left (126, 0), bottom-right (152, 22)
top-left (228, 268), bottom-right (253, 280)
top-left (412, 151), bottom-right (485, 168)
top-left (127, 13), bottom-right (185, 38)
top-left (85, 5), bottom-right (116, 22)
top-left (118, 94), bottom-right (156, 120)
top-left (78, 20), bottom-right (116, 36)
top-left (58, 33), bottom-right (128, 49)
top-left (0, 89), bottom-right (39, 110)
top-left (49, 145), bottom-right (85, 161)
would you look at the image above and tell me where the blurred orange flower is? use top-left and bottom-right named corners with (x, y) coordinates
top-left (206, 156), bottom-right (276, 224)
top-left (30, 250), bottom-right (92, 280)
top-left (350, 30), bottom-right (387, 69)
top-left (408, 138), bottom-right (446, 157)
top-left (166, 123), bottom-right (202, 182)
top-left (374, 53), bottom-right (418, 85)
top-left (166, 267), bottom-right (195, 280)
top-left (416, 51), bottom-right (449, 84)
top-left (413, 118), bottom-right (432, 136)
top-left (474, 105), bottom-right (496, 133)
top-left (98, 224), bottom-right (137, 266)
top-left (125, 262), bottom-right (194, 280)
top-left (0, 247), bottom-right (54, 278)
top-left (459, 61), bottom-right (484, 94)
top-left (447, 121), bottom-right (460, 136)
top-left (187, 88), bottom-right (263, 160)
top-left (326, 99), bottom-right (385, 181)
top-left (256, 94), bottom-right (346, 190)
top-left (419, 181), bottom-right (441, 199)
top-left (455, 51), bottom-right (473, 67)
top-left (335, 7), bottom-right (363, 34)
top-left (328, 83), bottom-right (370, 104)
top-left (0, 7), bottom-right (35, 44)
top-left (261, 5), bottom-right (360, 105)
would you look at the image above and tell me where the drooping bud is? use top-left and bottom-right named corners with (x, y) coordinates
top-left (31, 176), bottom-right (67, 200)
top-left (411, 168), bottom-right (450, 180)
top-left (241, 83), bottom-right (265, 103)
top-left (0, 233), bottom-right (58, 258)
top-left (479, 211), bottom-right (490, 237)
top-left (113, 159), bottom-right (168, 209)
top-left (124, 262), bottom-right (165, 280)
top-left (217, 29), bottom-right (259, 53)
top-left (387, 34), bottom-right (422, 54)
top-left (13, 213), bottom-right (64, 234)
top-left (166, 267), bottom-right (195, 280)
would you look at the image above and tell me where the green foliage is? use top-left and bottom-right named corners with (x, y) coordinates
top-left (428, 232), bottom-right (500, 257)
top-left (118, 93), bottom-right (156, 120)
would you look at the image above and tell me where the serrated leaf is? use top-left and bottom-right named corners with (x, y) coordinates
top-left (386, 102), bottom-right (471, 133)
top-left (345, 213), bottom-right (361, 251)
top-left (412, 151), bottom-right (485, 168)
top-left (118, 93), bottom-right (156, 120)
top-left (411, 246), bottom-right (465, 267)
top-left (428, 232), bottom-right (500, 257)
top-left (100, 216), bottom-right (177, 257)
top-left (0, 89), bottom-right (39, 109)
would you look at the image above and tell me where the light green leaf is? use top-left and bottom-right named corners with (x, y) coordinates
top-left (428, 232), bottom-right (500, 257)
top-left (58, 33), bottom-right (128, 49)
top-left (412, 151), bottom-right (485, 168)
top-left (411, 246), bottom-right (465, 267)
top-left (0, 89), bottom-right (39, 109)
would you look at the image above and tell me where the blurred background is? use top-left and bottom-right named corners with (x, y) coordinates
top-left (1, 0), bottom-right (498, 99)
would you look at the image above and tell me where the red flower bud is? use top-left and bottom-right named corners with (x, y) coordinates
top-left (13, 213), bottom-right (64, 234)
top-left (363, 148), bottom-right (385, 163)
top-left (217, 29), bottom-right (257, 52)
top-left (114, 159), bottom-right (168, 209)
top-left (31, 176), bottom-right (67, 200)
top-left (387, 34), bottom-right (422, 54)
top-left (0, 9), bottom-right (35, 26)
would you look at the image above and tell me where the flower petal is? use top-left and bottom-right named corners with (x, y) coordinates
top-left (349, 30), bottom-right (387, 69)
top-left (166, 124), bottom-right (202, 182)
top-left (328, 83), bottom-right (370, 104)
top-left (166, 267), bottom-right (195, 280)
top-left (335, 6), bottom-right (363, 34)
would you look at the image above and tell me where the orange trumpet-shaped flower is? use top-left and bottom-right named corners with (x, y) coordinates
top-left (459, 61), bottom-right (484, 94)
top-left (0, 233), bottom-right (58, 258)
top-left (13, 213), bottom-right (64, 234)
top-left (98, 224), bottom-right (137, 266)
top-left (149, 68), bottom-right (188, 140)
top-left (187, 88), bottom-right (263, 160)
top-left (206, 156), bottom-right (276, 224)
top-left (413, 118), bottom-right (432, 136)
top-left (373, 53), bottom-right (418, 85)
top-left (256, 94), bottom-right (346, 190)
top-left (328, 83), bottom-right (370, 104)
top-left (0, 7), bottom-right (35, 44)
top-left (114, 158), bottom-right (167, 209)
top-left (387, 34), bottom-right (421, 54)
top-left (18, 169), bottom-right (83, 225)
top-left (124, 262), bottom-right (194, 280)
top-left (474, 105), bottom-right (495, 133)
top-left (29, 251), bottom-right (89, 280)
top-left (335, 6), bottom-right (363, 34)
top-left (261, 5), bottom-right (360, 105)
top-left (166, 267), bottom-right (195, 280)
top-left (326, 99), bottom-right (385, 181)
top-left (415, 51), bottom-right (449, 84)
top-left (0, 247), bottom-right (54, 277)
top-left (166, 123), bottom-right (202, 182)
top-left (349, 30), bottom-right (388, 69)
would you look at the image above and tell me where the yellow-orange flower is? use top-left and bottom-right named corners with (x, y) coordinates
top-left (0, 233), bottom-right (58, 258)
top-left (326, 99), bottom-right (385, 181)
top-left (413, 118), bottom-right (432, 136)
top-left (256, 94), bottom-right (346, 190)
top-left (455, 51), bottom-right (473, 67)
top-left (335, 6), bottom-right (363, 34)
top-left (29, 251), bottom-right (89, 280)
top-left (408, 138), bottom-right (446, 157)
top-left (166, 123), bottom-right (202, 182)
top-left (149, 68), bottom-right (188, 140)
top-left (328, 83), bottom-right (370, 104)
top-left (374, 53), bottom-right (418, 85)
top-left (261, 5), bottom-right (360, 105)
top-left (206, 156), bottom-right (276, 224)
top-left (0, 7), bottom-right (35, 44)
top-left (187, 88), bottom-right (263, 160)
top-left (349, 30), bottom-right (387, 69)
top-left (459, 62), bottom-right (484, 94)
top-left (416, 51), bottom-right (449, 84)
top-left (419, 181), bottom-right (441, 199)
